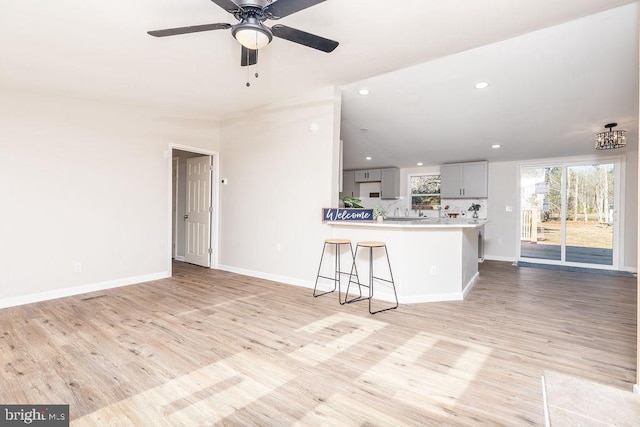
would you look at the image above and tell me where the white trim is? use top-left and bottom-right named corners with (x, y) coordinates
top-left (174, 255), bottom-right (186, 262)
top-left (168, 144), bottom-right (220, 275)
top-left (462, 271), bottom-right (479, 298)
top-left (633, 384), bottom-right (640, 394)
top-left (0, 272), bottom-right (169, 309)
top-left (218, 264), bottom-right (478, 304)
top-left (407, 172), bottom-right (441, 212)
top-left (541, 375), bottom-right (551, 427)
top-left (172, 157), bottom-right (179, 259)
top-left (484, 255), bottom-right (516, 262)
top-left (217, 264), bottom-right (315, 289)
top-left (517, 156), bottom-right (623, 270)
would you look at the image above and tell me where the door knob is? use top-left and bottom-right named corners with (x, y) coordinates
top-left (183, 215), bottom-right (189, 220)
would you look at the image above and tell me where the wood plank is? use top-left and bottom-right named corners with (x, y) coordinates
top-left (0, 260), bottom-right (635, 425)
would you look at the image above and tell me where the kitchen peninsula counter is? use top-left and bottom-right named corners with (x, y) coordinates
top-left (325, 218), bottom-right (486, 303)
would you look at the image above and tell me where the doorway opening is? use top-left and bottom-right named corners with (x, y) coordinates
top-left (169, 145), bottom-right (219, 275)
top-left (518, 159), bottom-right (621, 270)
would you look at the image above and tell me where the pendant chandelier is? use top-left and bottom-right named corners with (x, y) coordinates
top-left (595, 123), bottom-right (627, 150)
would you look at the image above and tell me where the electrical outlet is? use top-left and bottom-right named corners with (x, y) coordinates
top-left (429, 265), bottom-right (437, 276)
top-left (74, 263), bottom-right (82, 273)
top-left (498, 239), bottom-right (503, 245)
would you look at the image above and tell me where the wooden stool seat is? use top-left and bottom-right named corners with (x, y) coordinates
top-left (357, 241), bottom-right (386, 248)
top-left (325, 238), bottom-right (351, 245)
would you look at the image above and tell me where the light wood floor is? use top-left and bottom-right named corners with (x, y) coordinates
top-left (0, 261), bottom-right (636, 425)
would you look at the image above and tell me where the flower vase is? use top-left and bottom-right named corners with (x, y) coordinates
top-left (473, 211), bottom-right (479, 219)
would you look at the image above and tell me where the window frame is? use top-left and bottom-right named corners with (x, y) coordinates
top-left (408, 173), bottom-right (441, 211)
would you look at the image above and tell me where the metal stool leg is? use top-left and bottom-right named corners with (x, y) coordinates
top-left (314, 241), bottom-right (359, 302)
top-left (346, 243), bottom-right (398, 314)
top-left (313, 242), bottom-right (336, 297)
top-left (345, 245), bottom-right (364, 304)
top-left (369, 245), bottom-right (399, 314)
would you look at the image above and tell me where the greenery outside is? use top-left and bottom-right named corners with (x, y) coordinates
top-left (411, 174), bottom-right (441, 210)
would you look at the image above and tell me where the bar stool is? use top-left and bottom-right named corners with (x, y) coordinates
top-left (313, 239), bottom-right (360, 304)
top-left (346, 241), bottom-right (398, 314)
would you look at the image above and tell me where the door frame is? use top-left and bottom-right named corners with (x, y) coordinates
top-left (168, 143), bottom-right (220, 276)
top-left (516, 154), bottom-right (625, 270)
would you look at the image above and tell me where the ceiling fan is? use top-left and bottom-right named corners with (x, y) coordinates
top-left (147, 0), bottom-right (339, 67)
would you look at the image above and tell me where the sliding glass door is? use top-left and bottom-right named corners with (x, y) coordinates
top-left (519, 160), bottom-right (618, 268)
top-left (565, 164), bottom-right (615, 265)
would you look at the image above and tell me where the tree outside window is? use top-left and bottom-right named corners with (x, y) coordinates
top-left (410, 174), bottom-right (441, 211)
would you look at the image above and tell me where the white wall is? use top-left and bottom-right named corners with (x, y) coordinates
top-left (0, 91), bottom-right (220, 305)
top-left (484, 161), bottom-right (520, 261)
top-left (217, 87), bottom-right (341, 285)
top-left (484, 153), bottom-right (638, 270)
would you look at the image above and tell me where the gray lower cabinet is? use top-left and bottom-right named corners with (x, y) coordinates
top-left (380, 168), bottom-right (400, 199)
top-left (440, 161), bottom-right (488, 198)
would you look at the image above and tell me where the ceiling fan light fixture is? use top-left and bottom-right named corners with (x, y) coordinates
top-left (232, 21), bottom-right (272, 50)
top-left (595, 122), bottom-right (626, 150)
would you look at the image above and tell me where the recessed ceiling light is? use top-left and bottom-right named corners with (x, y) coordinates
top-left (416, 162), bottom-right (424, 166)
top-left (365, 156), bottom-right (372, 160)
top-left (358, 88), bottom-right (370, 96)
top-left (475, 81), bottom-right (489, 90)
top-left (491, 144), bottom-right (501, 149)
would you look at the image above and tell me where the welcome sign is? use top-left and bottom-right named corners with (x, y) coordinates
top-left (322, 208), bottom-right (374, 221)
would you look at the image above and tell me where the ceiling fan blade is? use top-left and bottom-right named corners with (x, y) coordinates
top-left (210, 0), bottom-right (241, 13)
top-left (271, 24), bottom-right (338, 52)
top-left (263, 0), bottom-right (326, 19)
top-left (241, 46), bottom-right (258, 66)
top-left (147, 23), bottom-right (231, 37)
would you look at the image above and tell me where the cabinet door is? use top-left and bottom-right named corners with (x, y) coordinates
top-left (380, 168), bottom-right (400, 199)
top-left (367, 169), bottom-right (381, 181)
top-left (440, 164), bottom-right (462, 198)
top-left (341, 171), bottom-right (357, 198)
top-left (354, 170), bottom-right (368, 182)
top-left (354, 169), bottom-right (381, 182)
top-left (461, 162), bottom-right (488, 198)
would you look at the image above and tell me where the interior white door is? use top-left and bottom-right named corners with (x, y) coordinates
top-left (185, 156), bottom-right (212, 267)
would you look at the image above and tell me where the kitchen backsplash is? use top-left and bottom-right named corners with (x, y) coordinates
top-left (354, 196), bottom-right (487, 219)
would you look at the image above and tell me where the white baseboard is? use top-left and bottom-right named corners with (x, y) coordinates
top-left (218, 264), bottom-right (476, 304)
top-left (462, 271), bottom-right (479, 298)
top-left (217, 264), bottom-right (315, 290)
top-left (634, 384), bottom-right (640, 394)
top-left (483, 255), bottom-right (516, 262)
top-left (174, 256), bottom-right (186, 262)
top-left (0, 272), bottom-right (170, 309)
top-left (621, 266), bottom-right (638, 274)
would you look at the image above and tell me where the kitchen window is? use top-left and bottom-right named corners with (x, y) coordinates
top-left (410, 174), bottom-right (441, 211)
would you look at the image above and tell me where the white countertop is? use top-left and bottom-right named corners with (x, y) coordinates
top-left (326, 217), bottom-right (487, 228)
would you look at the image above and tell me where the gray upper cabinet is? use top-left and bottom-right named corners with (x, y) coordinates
top-left (380, 168), bottom-right (400, 199)
top-left (440, 161), bottom-right (488, 198)
top-left (354, 169), bottom-right (381, 182)
top-left (341, 170), bottom-right (357, 198)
